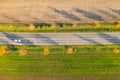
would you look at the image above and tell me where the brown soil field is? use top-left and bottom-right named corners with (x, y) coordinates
top-left (0, 0), bottom-right (120, 24)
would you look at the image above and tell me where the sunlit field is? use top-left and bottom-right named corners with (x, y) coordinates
top-left (0, 45), bottom-right (120, 80)
top-left (0, 0), bottom-right (120, 80)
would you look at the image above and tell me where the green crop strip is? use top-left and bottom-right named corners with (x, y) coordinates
top-left (0, 44), bottom-right (120, 80)
top-left (0, 22), bottom-right (120, 32)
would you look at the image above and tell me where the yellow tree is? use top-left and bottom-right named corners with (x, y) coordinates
top-left (66, 47), bottom-right (73, 54)
top-left (29, 24), bottom-right (36, 31)
top-left (43, 47), bottom-right (49, 55)
top-left (115, 21), bottom-right (120, 28)
top-left (93, 21), bottom-right (100, 28)
top-left (0, 45), bottom-right (7, 56)
top-left (113, 48), bottom-right (119, 54)
top-left (19, 48), bottom-right (27, 56)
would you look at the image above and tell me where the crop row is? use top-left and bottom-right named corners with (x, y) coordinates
top-left (0, 45), bottom-right (120, 56)
top-left (0, 21), bottom-right (120, 32)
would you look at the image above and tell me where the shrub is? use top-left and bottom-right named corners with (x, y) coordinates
top-left (72, 22), bottom-right (77, 27)
top-left (29, 24), bottom-right (36, 31)
top-left (43, 47), bottom-right (49, 55)
top-left (66, 47), bottom-right (73, 54)
top-left (19, 48), bottom-right (27, 56)
top-left (115, 21), bottom-right (120, 28)
top-left (113, 48), bottom-right (119, 54)
top-left (51, 23), bottom-right (57, 28)
top-left (93, 21), bottom-right (100, 28)
top-left (0, 46), bottom-right (6, 56)
top-left (51, 23), bottom-right (58, 31)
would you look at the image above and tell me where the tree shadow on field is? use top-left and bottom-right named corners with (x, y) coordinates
top-left (98, 33), bottom-right (120, 44)
top-left (74, 8), bottom-right (104, 21)
top-left (24, 14), bottom-right (40, 23)
top-left (110, 9), bottom-right (120, 15)
top-left (0, 38), bottom-right (8, 44)
top-left (50, 7), bottom-right (81, 21)
top-left (3, 32), bottom-right (33, 45)
top-left (34, 22), bottom-right (51, 28)
top-left (54, 21), bottom-right (73, 27)
top-left (97, 9), bottom-right (117, 19)
top-left (74, 34), bottom-right (101, 45)
top-left (1, 13), bottom-right (21, 23)
top-left (34, 34), bottom-right (59, 45)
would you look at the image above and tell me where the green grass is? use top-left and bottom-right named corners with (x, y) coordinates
top-left (0, 45), bottom-right (120, 80)
top-left (0, 23), bottom-right (120, 32)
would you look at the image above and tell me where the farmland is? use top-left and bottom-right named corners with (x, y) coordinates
top-left (0, 45), bottom-right (120, 80)
top-left (0, 0), bottom-right (120, 80)
top-left (0, 0), bottom-right (120, 23)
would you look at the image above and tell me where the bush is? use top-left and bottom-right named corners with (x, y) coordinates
top-left (43, 47), bottom-right (49, 55)
top-left (93, 21), bottom-right (100, 28)
top-left (115, 21), bottom-right (120, 28)
top-left (0, 46), bottom-right (6, 56)
top-left (113, 48), bottom-right (119, 54)
top-left (19, 48), bottom-right (27, 56)
top-left (29, 24), bottom-right (36, 31)
top-left (66, 47), bottom-right (73, 54)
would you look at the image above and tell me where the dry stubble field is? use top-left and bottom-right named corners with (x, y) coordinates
top-left (0, 0), bottom-right (120, 24)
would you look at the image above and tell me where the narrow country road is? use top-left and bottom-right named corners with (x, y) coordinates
top-left (0, 32), bottom-right (120, 45)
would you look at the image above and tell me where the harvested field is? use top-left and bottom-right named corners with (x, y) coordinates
top-left (0, 0), bottom-right (120, 23)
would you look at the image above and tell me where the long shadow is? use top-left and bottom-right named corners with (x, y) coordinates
top-left (74, 8), bottom-right (104, 21)
top-left (0, 38), bottom-right (8, 44)
top-left (34, 34), bottom-right (59, 45)
top-left (98, 33), bottom-right (120, 44)
top-left (40, 11), bottom-right (57, 19)
top-left (1, 13), bottom-right (21, 23)
top-left (110, 9), bottom-right (120, 15)
top-left (97, 9), bottom-right (117, 19)
top-left (54, 21), bottom-right (73, 27)
top-left (3, 32), bottom-right (33, 45)
top-left (24, 14), bottom-right (40, 22)
top-left (34, 22), bottom-right (51, 28)
top-left (74, 34), bottom-right (101, 45)
top-left (50, 7), bottom-right (81, 21)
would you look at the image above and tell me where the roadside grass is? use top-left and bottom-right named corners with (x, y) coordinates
top-left (0, 45), bottom-right (120, 80)
top-left (0, 22), bottom-right (120, 32)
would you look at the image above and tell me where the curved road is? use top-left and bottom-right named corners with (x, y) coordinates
top-left (0, 32), bottom-right (120, 45)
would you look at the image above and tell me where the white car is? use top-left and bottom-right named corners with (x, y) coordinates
top-left (14, 39), bottom-right (21, 43)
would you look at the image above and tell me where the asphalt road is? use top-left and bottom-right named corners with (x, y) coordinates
top-left (0, 32), bottom-right (120, 45)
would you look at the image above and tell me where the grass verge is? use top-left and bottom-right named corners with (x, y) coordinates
top-left (0, 22), bottom-right (120, 32)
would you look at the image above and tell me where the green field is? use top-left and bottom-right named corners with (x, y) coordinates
top-left (0, 45), bottom-right (120, 80)
top-left (0, 22), bottom-right (120, 32)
